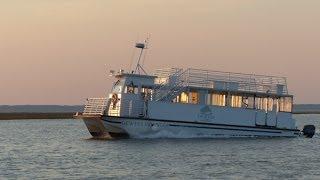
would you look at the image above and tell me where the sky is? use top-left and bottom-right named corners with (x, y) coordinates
top-left (1, 0), bottom-right (320, 105)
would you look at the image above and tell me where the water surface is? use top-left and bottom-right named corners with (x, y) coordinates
top-left (0, 115), bottom-right (319, 179)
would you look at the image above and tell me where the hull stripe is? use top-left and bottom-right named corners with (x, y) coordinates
top-left (103, 115), bottom-right (299, 132)
top-left (168, 124), bottom-right (281, 134)
top-left (103, 119), bottom-right (287, 134)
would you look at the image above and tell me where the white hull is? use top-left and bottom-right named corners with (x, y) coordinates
top-left (99, 116), bottom-right (300, 138)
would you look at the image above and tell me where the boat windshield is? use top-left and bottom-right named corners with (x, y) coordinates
top-left (112, 79), bottom-right (124, 93)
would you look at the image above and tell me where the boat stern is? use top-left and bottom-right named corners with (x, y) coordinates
top-left (74, 113), bottom-right (110, 138)
top-left (75, 97), bottom-right (129, 138)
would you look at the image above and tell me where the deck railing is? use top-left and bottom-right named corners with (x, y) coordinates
top-left (82, 97), bottom-right (145, 118)
top-left (83, 98), bottom-right (109, 116)
top-left (154, 68), bottom-right (183, 78)
top-left (186, 68), bottom-right (288, 94)
top-left (152, 68), bottom-right (288, 102)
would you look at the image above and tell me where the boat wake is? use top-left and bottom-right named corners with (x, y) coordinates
top-left (128, 129), bottom-right (254, 139)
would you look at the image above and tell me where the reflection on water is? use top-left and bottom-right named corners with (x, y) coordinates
top-left (0, 115), bottom-right (319, 179)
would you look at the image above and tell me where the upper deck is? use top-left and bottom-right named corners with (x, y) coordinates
top-left (80, 67), bottom-right (293, 118)
top-left (154, 68), bottom-right (289, 96)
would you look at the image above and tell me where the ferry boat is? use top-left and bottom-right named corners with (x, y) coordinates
top-left (76, 41), bottom-right (313, 139)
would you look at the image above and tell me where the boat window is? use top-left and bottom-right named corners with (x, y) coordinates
top-left (279, 97), bottom-right (292, 112)
top-left (242, 96), bottom-right (255, 109)
top-left (112, 85), bottom-right (122, 93)
top-left (274, 98), bottom-right (279, 112)
top-left (231, 95), bottom-right (242, 108)
top-left (267, 98), bottom-right (273, 111)
top-left (254, 97), bottom-right (274, 112)
top-left (141, 87), bottom-right (153, 99)
top-left (141, 87), bottom-right (152, 94)
top-left (255, 97), bottom-right (262, 110)
top-left (180, 92), bottom-right (189, 103)
top-left (189, 92), bottom-right (199, 104)
top-left (176, 91), bottom-right (199, 104)
top-left (124, 86), bottom-right (138, 94)
top-left (263, 98), bottom-right (268, 111)
top-left (112, 80), bottom-right (125, 93)
top-left (210, 93), bottom-right (226, 106)
top-left (255, 97), bottom-right (267, 111)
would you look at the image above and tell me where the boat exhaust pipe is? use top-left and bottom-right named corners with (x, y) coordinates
top-left (302, 125), bottom-right (316, 138)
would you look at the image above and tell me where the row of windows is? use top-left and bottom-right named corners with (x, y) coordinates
top-left (175, 92), bottom-right (292, 112)
top-left (119, 85), bottom-right (293, 112)
top-left (123, 86), bottom-right (153, 95)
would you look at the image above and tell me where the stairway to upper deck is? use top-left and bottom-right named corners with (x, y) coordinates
top-left (153, 68), bottom-right (188, 101)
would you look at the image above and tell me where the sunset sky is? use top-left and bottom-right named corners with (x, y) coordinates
top-left (1, 0), bottom-right (320, 105)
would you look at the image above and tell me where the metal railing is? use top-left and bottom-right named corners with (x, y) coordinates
top-left (82, 97), bottom-right (145, 118)
top-left (186, 68), bottom-right (288, 94)
top-left (154, 68), bottom-right (183, 78)
top-left (152, 68), bottom-right (289, 102)
top-left (83, 98), bottom-right (109, 115)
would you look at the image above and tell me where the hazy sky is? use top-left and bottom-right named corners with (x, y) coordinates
top-left (1, 0), bottom-right (320, 105)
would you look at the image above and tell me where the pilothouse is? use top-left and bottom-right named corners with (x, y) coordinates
top-left (76, 40), bottom-right (315, 138)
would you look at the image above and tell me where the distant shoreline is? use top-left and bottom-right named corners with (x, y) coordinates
top-left (0, 113), bottom-right (75, 120)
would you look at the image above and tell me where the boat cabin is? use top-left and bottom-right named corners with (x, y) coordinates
top-left (107, 68), bottom-right (293, 120)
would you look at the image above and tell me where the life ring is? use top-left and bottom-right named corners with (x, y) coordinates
top-left (111, 93), bottom-right (118, 108)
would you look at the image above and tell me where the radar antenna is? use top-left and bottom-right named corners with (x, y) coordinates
top-left (134, 38), bottom-right (149, 75)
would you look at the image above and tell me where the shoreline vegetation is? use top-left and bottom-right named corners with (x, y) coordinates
top-left (0, 105), bottom-right (82, 120)
top-left (0, 113), bottom-right (75, 120)
top-left (0, 104), bottom-right (320, 120)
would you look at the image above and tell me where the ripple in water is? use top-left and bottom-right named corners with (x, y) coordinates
top-left (0, 115), bottom-right (319, 179)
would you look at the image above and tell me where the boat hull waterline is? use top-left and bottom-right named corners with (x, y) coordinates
top-left (83, 116), bottom-right (300, 139)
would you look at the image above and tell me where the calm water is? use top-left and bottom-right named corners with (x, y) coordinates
top-left (0, 115), bottom-right (320, 179)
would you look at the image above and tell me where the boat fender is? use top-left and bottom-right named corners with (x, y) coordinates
top-left (302, 125), bottom-right (316, 138)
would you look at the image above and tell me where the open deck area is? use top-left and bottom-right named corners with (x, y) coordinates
top-left (154, 68), bottom-right (288, 95)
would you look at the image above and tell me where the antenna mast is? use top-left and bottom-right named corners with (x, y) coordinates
top-left (134, 38), bottom-right (149, 75)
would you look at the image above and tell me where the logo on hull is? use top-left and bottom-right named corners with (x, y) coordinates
top-left (197, 105), bottom-right (215, 121)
